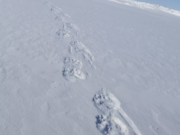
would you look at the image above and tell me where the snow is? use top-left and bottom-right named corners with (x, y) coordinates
top-left (0, 0), bottom-right (180, 135)
top-left (63, 57), bottom-right (86, 82)
top-left (93, 89), bottom-right (142, 135)
top-left (109, 0), bottom-right (180, 17)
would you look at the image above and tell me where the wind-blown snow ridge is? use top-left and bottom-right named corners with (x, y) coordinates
top-left (109, 0), bottom-right (180, 17)
top-left (93, 89), bottom-right (142, 135)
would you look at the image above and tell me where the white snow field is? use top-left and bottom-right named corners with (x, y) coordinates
top-left (0, 0), bottom-right (180, 135)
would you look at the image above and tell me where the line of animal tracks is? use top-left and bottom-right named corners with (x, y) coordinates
top-left (43, 1), bottom-right (142, 135)
top-left (44, 0), bottom-right (95, 82)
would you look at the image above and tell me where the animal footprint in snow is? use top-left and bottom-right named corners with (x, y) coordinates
top-left (70, 41), bottom-right (87, 53)
top-left (44, 1), bottom-right (70, 22)
top-left (52, 6), bottom-right (62, 14)
top-left (96, 115), bottom-right (113, 134)
top-left (96, 114), bottom-right (128, 135)
top-left (55, 12), bottom-right (70, 22)
top-left (56, 28), bottom-right (69, 38)
top-left (93, 89), bottom-right (120, 113)
top-left (63, 68), bottom-right (85, 80)
top-left (65, 23), bottom-right (79, 35)
top-left (56, 22), bottom-right (79, 38)
top-left (69, 41), bottom-right (94, 66)
top-left (63, 57), bottom-right (85, 82)
top-left (46, 3), bottom-right (60, 14)
top-left (64, 57), bottom-right (82, 68)
top-left (56, 23), bottom-right (78, 39)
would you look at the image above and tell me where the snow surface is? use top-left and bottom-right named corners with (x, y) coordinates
top-left (109, 0), bottom-right (180, 17)
top-left (0, 0), bottom-right (180, 135)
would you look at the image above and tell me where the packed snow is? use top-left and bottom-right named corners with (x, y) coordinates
top-left (0, 0), bottom-right (180, 135)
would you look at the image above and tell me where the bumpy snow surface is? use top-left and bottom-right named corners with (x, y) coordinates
top-left (0, 0), bottom-right (180, 135)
